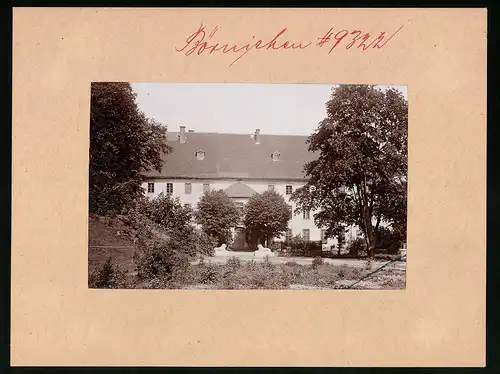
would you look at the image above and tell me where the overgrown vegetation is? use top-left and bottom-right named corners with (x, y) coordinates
top-left (90, 256), bottom-right (405, 290)
top-left (89, 257), bottom-right (129, 289)
top-left (281, 234), bottom-right (324, 256)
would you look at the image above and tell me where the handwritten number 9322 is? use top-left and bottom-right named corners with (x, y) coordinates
top-left (175, 24), bottom-right (404, 67)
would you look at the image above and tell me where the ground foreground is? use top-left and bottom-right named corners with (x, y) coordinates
top-left (88, 213), bottom-right (406, 290)
top-left (178, 258), bottom-right (405, 290)
top-left (90, 248), bottom-right (406, 290)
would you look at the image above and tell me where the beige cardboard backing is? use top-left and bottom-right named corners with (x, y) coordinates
top-left (11, 8), bottom-right (487, 366)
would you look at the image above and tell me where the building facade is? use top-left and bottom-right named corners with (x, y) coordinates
top-left (142, 126), bottom-right (358, 251)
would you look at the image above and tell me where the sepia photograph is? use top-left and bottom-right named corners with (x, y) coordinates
top-left (88, 82), bottom-right (408, 290)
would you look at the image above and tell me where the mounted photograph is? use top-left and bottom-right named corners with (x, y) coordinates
top-left (88, 82), bottom-right (408, 290)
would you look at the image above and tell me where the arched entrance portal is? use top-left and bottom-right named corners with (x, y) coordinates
top-left (232, 226), bottom-right (251, 251)
top-left (224, 181), bottom-right (257, 252)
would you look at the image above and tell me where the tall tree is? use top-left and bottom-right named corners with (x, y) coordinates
top-left (243, 190), bottom-right (291, 247)
top-left (89, 82), bottom-right (170, 215)
top-left (291, 85), bottom-right (408, 257)
top-left (143, 193), bottom-right (193, 234)
top-left (194, 190), bottom-right (240, 246)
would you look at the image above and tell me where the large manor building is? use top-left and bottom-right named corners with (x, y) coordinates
top-left (142, 126), bottom-right (358, 251)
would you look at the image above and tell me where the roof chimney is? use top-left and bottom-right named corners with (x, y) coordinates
top-left (254, 129), bottom-right (260, 144)
top-left (179, 126), bottom-right (186, 143)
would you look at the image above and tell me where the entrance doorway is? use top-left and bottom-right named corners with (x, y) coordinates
top-left (232, 227), bottom-right (250, 251)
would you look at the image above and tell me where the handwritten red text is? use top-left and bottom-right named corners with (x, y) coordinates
top-left (175, 24), bottom-right (311, 67)
top-left (175, 24), bottom-right (404, 67)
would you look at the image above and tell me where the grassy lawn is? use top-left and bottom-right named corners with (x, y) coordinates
top-left (91, 254), bottom-right (405, 290)
top-left (175, 258), bottom-right (405, 290)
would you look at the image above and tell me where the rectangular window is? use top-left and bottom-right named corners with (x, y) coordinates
top-left (285, 229), bottom-right (292, 242)
top-left (303, 210), bottom-right (310, 220)
top-left (185, 183), bottom-right (192, 195)
top-left (302, 229), bottom-right (310, 241)
top-left (286, 185), bottom-right (293, 195)
top-left (287, 205), bottom-right (293, 218)
top-left (203, 183), bottom-right (210, 193)
top-left (268, 184), bottom-right (275, 192)
top-left (147, 183), bottom-right (154, 193)
top-left (321, 230), bottom-right (327, 244)
top-left (166, 183), bottom-right (173, 195)
top-left (235, 202), bottom-right (244, 215)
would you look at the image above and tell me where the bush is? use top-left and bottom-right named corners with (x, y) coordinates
top-left (119, 196), bottom-right (215, 259)
top-left (337, 264), bottom-right (348, 279)
top-left (226, 256), bottom-right (242, 271)
top-left (260, 256), bottom-right (275, 270)
top-left (201, 262), bottom-right (220, 284)
top-left (312, 256), bottom-right (325, 269)
top-left (250, 266), bottom-right (281, 289)
top-left (245, 259), bottom-right (258, 272)
top-left (374, 227), bottom-right (404, 254)
top-left (345, 237), bottom-right (366, 257)
top-left (278, 267), bottom-right (294, 287)
top-left (283, 236), bottom-right (323, 257)
top-left (89, 257), bottom-right (127, 289)
top-left (220, 271), bottom-right (241, 289)
top-left (188, 229), bottom-right (217, 257)
top-left (136, 241), bottom-right (189, 281)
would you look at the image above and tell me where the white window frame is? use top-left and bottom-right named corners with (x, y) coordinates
top-left (302, 229), bottom-right (310, 241)
top-left (196, 150), bottom-right (205, 160)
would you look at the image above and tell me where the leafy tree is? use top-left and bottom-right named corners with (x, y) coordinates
top-left (89, 82), bottom-right (170, 215)
top-left (143, 192), bottom-right (193, 234)
top-left (243, 190), bottom-right (291, 247)
top-left (291, 85), bottom-right (407, 258)
top-left (195, 190), bottom-right (240, 246)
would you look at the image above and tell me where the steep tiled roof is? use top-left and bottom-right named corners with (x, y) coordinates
top-left (225, 182), bottom-right (257, 198)
top-left (144, 131), bottom-right (317, 181)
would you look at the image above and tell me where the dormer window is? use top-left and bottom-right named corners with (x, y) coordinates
top-left (196, 150), bottom-right (205, 160)
top-left (271, 151), bottom-right (280, 161)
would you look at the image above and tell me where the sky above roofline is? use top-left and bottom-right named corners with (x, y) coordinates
top-left (131, 83), bottom-right (408, 136)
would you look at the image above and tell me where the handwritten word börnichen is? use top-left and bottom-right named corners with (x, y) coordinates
top-left (175, 24), bottom-right (404, 67)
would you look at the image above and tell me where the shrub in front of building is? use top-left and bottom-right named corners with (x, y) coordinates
top-left (283, 236), bottom-right (323, 257)
top-left (345, 237), bottom-right (367, 257)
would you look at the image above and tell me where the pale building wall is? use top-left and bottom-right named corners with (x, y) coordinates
top-left (142, 179), bottom-right (359, 249)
